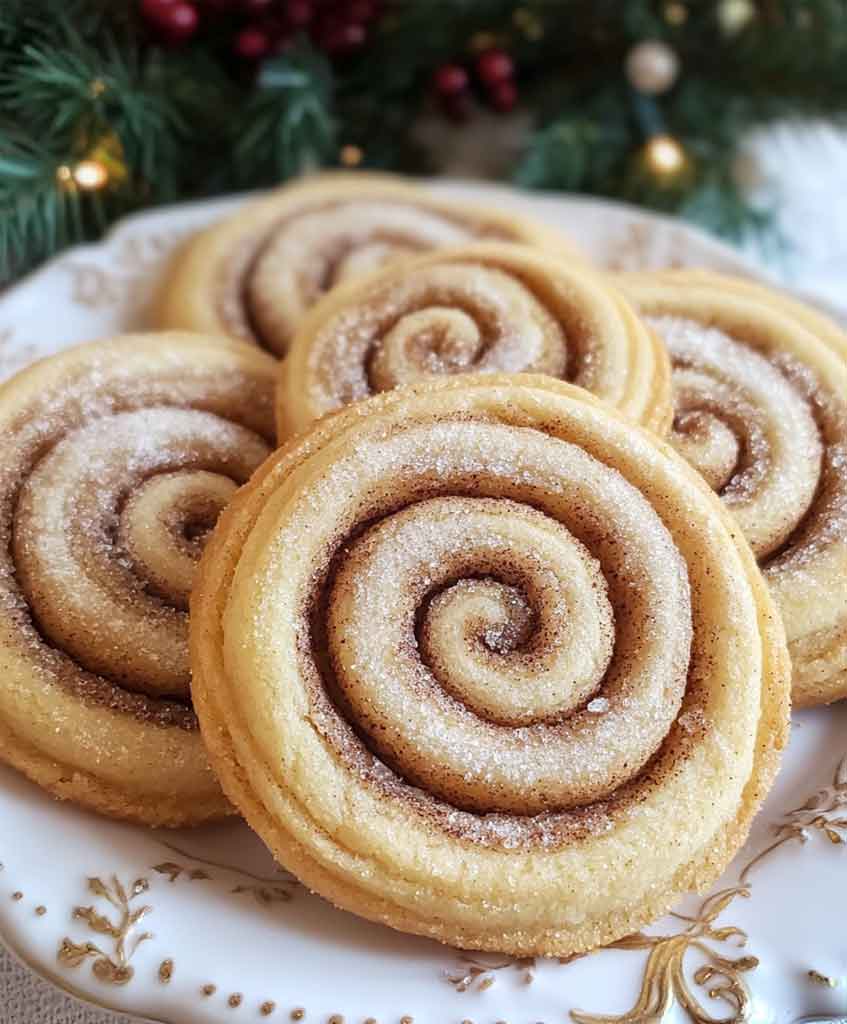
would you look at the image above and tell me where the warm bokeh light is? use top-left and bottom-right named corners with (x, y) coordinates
top-left (72, 159), bottom-right (109, 190)
top-left (340, 144), bottom-right (363, 167)
top-left (645, 133), bottom-right (686, 175)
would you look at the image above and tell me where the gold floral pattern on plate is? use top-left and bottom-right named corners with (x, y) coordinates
top-left (58, 875), bottom-right (152, 986)
top-left (440, 747), bottom-right (847, 1023)
top-left (446, 954), bottom-right (539, 992)
top-left (155, 840), bottom-right (300, 905)
top-left (570, 888), bottom-right (757, 1024)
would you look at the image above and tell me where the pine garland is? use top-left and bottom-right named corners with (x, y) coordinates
top-left (2, 0), bottom-right (846, 282)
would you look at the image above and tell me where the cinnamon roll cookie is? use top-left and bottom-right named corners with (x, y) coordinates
top-left (156, 172), bottom-right (582, 357)
top-left (191, 374), bottom-right (789, 956)
top-left (276, 243), bottom-right (671, 436)
top-left (0, 333), bottom-right (277, 825)
top-left (619, 270), bottom-right (847, 706)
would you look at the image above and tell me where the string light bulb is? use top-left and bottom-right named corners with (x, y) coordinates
top-left (72, 159), bottom-right (109, 190)
top-left (645, 134), bottom-right (686, 175)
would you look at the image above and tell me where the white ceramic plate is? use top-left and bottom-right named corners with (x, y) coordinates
top-left (0, 183), bottom-right (845, 1024)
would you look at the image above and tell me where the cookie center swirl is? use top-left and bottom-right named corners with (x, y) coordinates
top-left (647, 315), bottom-right (823, 559)
top-left (330, 498), bottom-right (615, 733)
top-left (14, 407), bottom-right (270, 699)
top-left (310, 264), bottom-right (569, 412)
top-left (119, 471), bottom-right (238, 609)
top-left (236, 418), bottom-right (694, 818)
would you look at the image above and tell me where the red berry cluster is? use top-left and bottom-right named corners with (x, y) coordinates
top-left (433, 47), bottom-right (517, 120)
top-left (139, 0), bottom-right (380, 59)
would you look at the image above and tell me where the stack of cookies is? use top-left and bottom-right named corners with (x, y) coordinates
top-left (1, 172), bottom-right (844, 958)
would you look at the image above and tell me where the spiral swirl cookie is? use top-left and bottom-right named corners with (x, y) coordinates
top-left (276, 243), bottom-right (672, 436)
top-left (619, 270), bottom-right (847, 706)
top-left (191, 374), bottom-right (788, 955)
top-left (156, 172), bottom-right (582, 357)
top-left (0, 333), bottom-right (277, 825)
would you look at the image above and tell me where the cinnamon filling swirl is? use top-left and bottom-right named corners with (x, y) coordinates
top-left (0, 333), bottom-right (277, 825)
top-left (621, 269), bottom-right (847, 706)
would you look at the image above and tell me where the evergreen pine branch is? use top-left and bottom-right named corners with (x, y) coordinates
top-left (231, 45), bottom-right (337, 185)
top-left (0, 129), bottom-right (81, 282)
top-left (1, 0), bottom-right (847, 278)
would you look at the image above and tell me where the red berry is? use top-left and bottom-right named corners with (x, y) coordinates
top-left (141, 0), bottom-right (200, 40)
top-left (286, 0), bottom-right (313, 24)
top-left (433, 63), bottom-right (468, 96)
top-left (167, 3), bottom-right (199, 40)
top-left (235, 25), bottom-right (270, 57)
top-left (475, 48), bottom-right (514, 87)
top-left (489, 78), bottom-right (517, 112)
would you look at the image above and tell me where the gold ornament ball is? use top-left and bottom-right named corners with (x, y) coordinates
top-left (718, 0), bottom-right (755, 34)
top-left (625, 40), bottom-right (680, 96)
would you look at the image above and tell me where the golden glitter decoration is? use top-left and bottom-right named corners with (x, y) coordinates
top-left (328, 1016), bottom-right (343, 1024)
top-left (339, 145), bottom-right (363, 168)
top-left (202, 984), bottom-right (217, 997)
top-left (35, 906), bottom-right (47, 917)
top-left (570, 887), bottom-right (757, 1024)
top-left (291, 1010), bottom-right (305, 1021)
top-left (56, 165), bottom-right (73, 184)
top-left (58, 876), bottom-right (152, 987)
top-left (158, 959), bottom-right (174, 984)
top-left (261, 1002), bottom-right (277, 1016)
top-left (665, 2), bottom-right (688, 24)
top-left (12, 891), bottom-right (22, 901)
top-left (89, 78), bottom-right (106, 98)
top-left (229, 993), bottom-right (243, 1008)
top-left (400, 1017), bottom-right (413, 1024)
top-left (644, 134), bottom-right (686, 176)
top-left (741, 754), bottom-right (847, 883)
